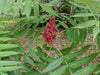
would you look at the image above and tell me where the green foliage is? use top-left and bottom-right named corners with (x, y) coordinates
top-left (93, 27), bottom-right (100, 41)
top-left (0, 0), bottom-right (100, 75)
top-left (43, 45), bottom-right (91, 72)
top-left (0, 30), bottom-right (23, 74)
top-left (51, 52), bottom-right (99, 75)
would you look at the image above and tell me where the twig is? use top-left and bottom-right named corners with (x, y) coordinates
top-left (70, 0), bottom-right (74, 16)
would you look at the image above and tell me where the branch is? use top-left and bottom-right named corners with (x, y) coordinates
top-left (70, 0), bottom-right (74, 15)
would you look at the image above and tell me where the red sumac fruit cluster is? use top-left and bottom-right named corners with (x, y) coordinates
top-left (43, 17), bottom-right (56, 44)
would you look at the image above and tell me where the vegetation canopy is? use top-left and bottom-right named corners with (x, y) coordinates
top-left (0, 0), bottom-right (100, 75)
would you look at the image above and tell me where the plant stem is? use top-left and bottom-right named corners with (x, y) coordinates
top-left (71, 0), bottom-right (74, 16)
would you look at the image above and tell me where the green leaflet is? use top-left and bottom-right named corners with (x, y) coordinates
top-left (25, 0), bottom-right (31, 17)
top-left (72, 29), bottom-right (78, 42)
top-left (22, 64), bottom-right (35, 72)
top-left (40, 4), bottom-right (57, 16)
top-left (80, 28), bottom-right (87, 44)
top-left (34, 31), bottom-right (41, 39)
top-left (0, 51), bottom-right (21, 57)
top-left (28, 40), bottom-right (33, 50)
top-left (49, 0), bottom-right (62, 6)
top-left (70, 38), bottom-right (80, 49)
top-left (14, 28), bottom-right (28, 38)
top-left (34, 0), bottom-right (39, 23)
top-left (51, 65), bottom-right (67, 75)
top-left (59, 21), bottom-right (68, 28)
top-left (69, 1), bottom-right (88, 9)
top-left (46, 56), bottom-right (56, 63)
top-left (34, 26), bottom-right (46, 39)
top-left (0, 61), bottom-right (23, 66)
top-left (42, 58), bottom-right (63, 72)
top-left (75, 20), bottom-right (98, 28)
top-left (2, 0), bottom-right (13, 17)
top-left (72, 13), bottom-right (94, 17)
top-left (55, 47), bottom-right (72, 56)
top-left (93, 27), bottom-right (100, 41)
top-left (30, 50), bottom-right (42, 62)
top-left (66, 28), bottom-right (72, 43)
top-left (37, 47), bottom-right (47, 61)
top-left (75, 17), bottom-right (84, 23)
top-left (0, 31), bottom-right (10, 34)
top-left (65, 16), bottom-right (77, 26)
top-left (72, 13), bottom-right (100, 17)
top-left (19, 44), bottom-right (25, 54)
top-left (24, 55), bottom-right (35, 66)
top-left (0, 37), bottom-right (15, 41)
top-left (34, 61), bottom-right (47, 69)
top-left (0, 44), bottom-right (18, 50)
top-left (28, 40), bottom-right (41, 62)
top-left (12, 70), bottom-right (22, 75)
top-left (78, 0), bottom-right (100, 7)
top-left (0, 66), bottom-right (24, 72)
top-left (25, 27), bottom-right (34, 40)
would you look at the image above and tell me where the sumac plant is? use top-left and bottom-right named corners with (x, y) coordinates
top-left (0, 0), bottom-right (100, 75)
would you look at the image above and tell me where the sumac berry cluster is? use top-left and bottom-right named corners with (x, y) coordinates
top-left (43, 17), bottom-right (56, 44)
